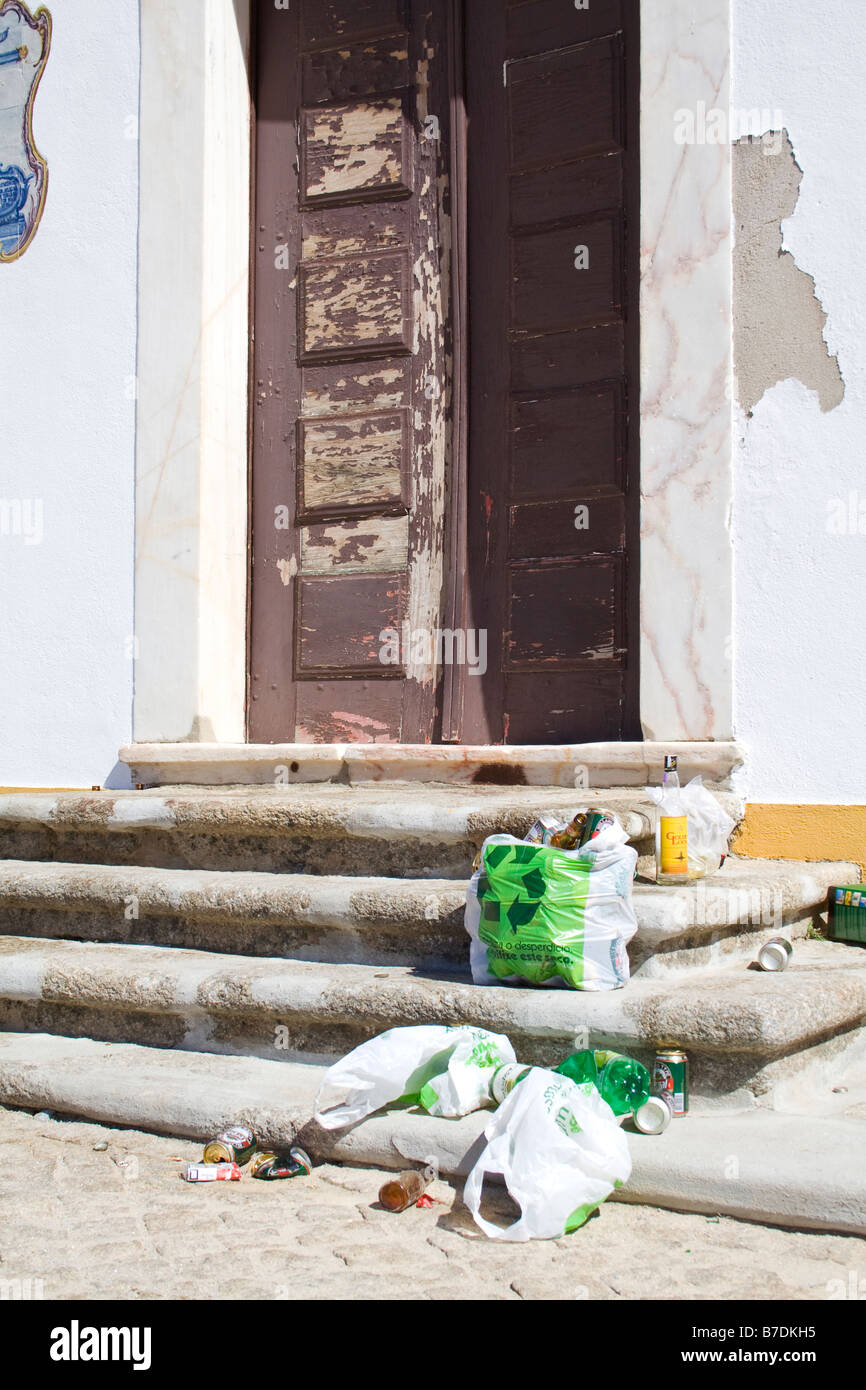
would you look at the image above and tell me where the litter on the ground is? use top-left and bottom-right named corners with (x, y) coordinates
top-left (314, 1024), bottom-right (517, 1127)
top-left (203, 1124), bottom-right (257, 1166)
top-left (555, 1048), bottom-right (650, 1115)
top-left (182, 1161), bottom-right (241, 1182)
top-left (649, 760), bottom-right (736, 882)
top-left (828, 886), bottom-right (866, 944)
top-left (249, 1147), bottom-right (312, 1180)
top-left (757, 936), bottom-right (793, 971)
top-left (652, 1048), bottom-right (689, 1116)
top-left (632, 1095), bottom-right (672, 1134)
top-left (314, 1024), bottom-right (675, 1242)
top-left (378, 1166), bottom-right (434, 1212)
top-left (464, 1067), bottom-right (632, 1241)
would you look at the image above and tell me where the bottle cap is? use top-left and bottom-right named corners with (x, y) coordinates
top-left (664, 755), bottom-right (678, 771)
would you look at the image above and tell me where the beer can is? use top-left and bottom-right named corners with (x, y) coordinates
top-left (578, 810), bottom-right (616, 847)
top-left (249, 1146), bottom-right (312, 1180)
top-left (203, 1124), bottom-right (257, 1166)
top-left (490, 1063), bottom-right (532, 1105)
top-left (182, 1161), bottom-right (241, 1182)
top-left (525, 814), bottom-right (560, 846)
top-left (757, 936), bottom-right (793, 972)
top-left (633, 1095), bottom-right (672, 1135)
top-left (652, 1048), bottom-right (689, 1116)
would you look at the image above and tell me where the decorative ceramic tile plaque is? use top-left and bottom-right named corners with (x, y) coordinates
top-left (0, 2), bottom-right (51, 261)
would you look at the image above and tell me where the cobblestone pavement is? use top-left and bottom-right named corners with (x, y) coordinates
top-left (0, 1105), bottom-right (863, 1301)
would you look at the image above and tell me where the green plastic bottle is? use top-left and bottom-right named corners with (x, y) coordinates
top-left (555, 1049), bottom-right (650, 1116)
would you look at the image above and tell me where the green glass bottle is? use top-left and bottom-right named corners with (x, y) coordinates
top-left (555, 1049), bottom-right (650, 1116)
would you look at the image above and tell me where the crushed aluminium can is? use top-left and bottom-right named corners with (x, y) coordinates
top-left (757, 936), bottom-right (793, 972)
top-left (652, 1048), bottom-right (689, 1116)
top-left (203, 1124), bottom-right (258, 1166)
top-left (182, 1161), bottom-right (241, 1182)
top-left (249, 1146), bottom-right (313, 1180)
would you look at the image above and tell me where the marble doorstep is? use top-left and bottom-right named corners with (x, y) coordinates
top-left (119, 741), bottom-right (745, 789)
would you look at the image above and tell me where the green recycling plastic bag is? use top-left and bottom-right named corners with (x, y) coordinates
top-left (464, 827), bottom-right (638, 991)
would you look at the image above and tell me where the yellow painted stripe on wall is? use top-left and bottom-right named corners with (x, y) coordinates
top-left (734, 805), bottom-right (866, 880)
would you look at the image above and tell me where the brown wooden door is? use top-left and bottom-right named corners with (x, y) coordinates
top-left (460, 0), bottom-right (640, 743)
top-left (249, 0), bottom-right (640, 745)
top-left (249, 0), bottom-right (455, 743)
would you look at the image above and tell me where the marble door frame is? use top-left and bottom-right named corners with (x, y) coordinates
top-left (639, 0), bottom-right (734, 740)
top-left (132, 0), bottom-right (733, 746)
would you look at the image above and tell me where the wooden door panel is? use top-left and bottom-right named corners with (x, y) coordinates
top-left (506, 0), bottom-right (624, 56)
top-left (464, 0), bottom-right (640, 744)
top-left (301, 38), bottom-right (411, 103)
top-left (503, 671), bottom-right (625, 743)
top-left (250, 0), bottom-right (452, 743)
top-left (294, 572), bottom-right (407, 674)
top-left (509, 384), bottom-right (624, 500)
top-left (299, 0), bottom-right (407, 49)
top-left (511, 153), bottom-right (623, 229)
top-left (508, 37), bottom-right (623, 170)
top-left (511, 219), bottom-right (622, 334)
top-left (509, 497), bottom-right (625, 561)
top-left (507, 559), bottom-right (622, 669)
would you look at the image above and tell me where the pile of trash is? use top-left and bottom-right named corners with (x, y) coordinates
top-left (464, 758), bottom-right (738, 994)
top-left (314, 1024), bottom-right (670, 1242)
top-left (181, 1126), bottom-right (312, 1184)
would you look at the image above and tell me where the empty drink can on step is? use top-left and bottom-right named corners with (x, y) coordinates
top-left (757, 936), bottom-right (793, 971)
top-left (652, 1048), bottom-right (689, 1116)
top-left (633, 1095), bottom-right (672, 1134)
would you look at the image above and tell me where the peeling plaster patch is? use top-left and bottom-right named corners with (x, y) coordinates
top-left (277, 556), bottom-right (298, 586)
top-left (733, 132), bottom-right (844, 417)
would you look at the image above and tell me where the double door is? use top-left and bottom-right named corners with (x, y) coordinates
top-left (249, 0), bottom-right (640, 744)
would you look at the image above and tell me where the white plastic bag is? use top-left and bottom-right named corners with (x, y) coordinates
top-left (314, 1024), bottom-right (516, 1129)
top-left (464, 818), bottom-right (638, 990)
top-left (463, 1067), bottom-right (632, 1241)
top-left (648, 775), bottom-right (736, 879)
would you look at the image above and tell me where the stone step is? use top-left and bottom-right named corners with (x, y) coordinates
top-left (0, 935), bottom-right (864, 1104)
top-left (0, 784), bottom-right (745, 878)
top-left (0, 1032), bottom-right (862, 1234)
top-left (0, 856), bottom-right (850, 974)
top-left (120, 740), bottom-right (745, 789)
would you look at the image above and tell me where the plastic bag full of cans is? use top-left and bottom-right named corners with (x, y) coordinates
top-left (181, 1124), bottom-right (312, 1183)
top-left (464, 810), bottom-right (639, 991)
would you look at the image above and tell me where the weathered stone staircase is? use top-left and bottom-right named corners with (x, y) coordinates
top-left (0, 781), bottom-right (863, 1231)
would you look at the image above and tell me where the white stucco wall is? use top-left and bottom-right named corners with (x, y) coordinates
top-left (0, 0), bottom-right (139, 787)
top-left (732, 1), bottom-right (866, 804)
